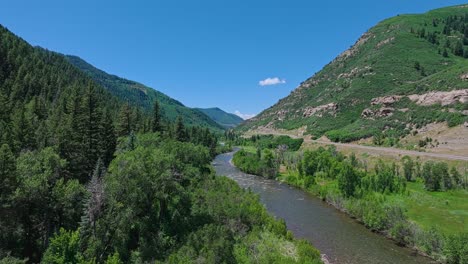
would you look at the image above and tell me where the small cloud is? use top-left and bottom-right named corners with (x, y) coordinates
top-left (259, 77), bottom-right (286, 86)
top-left (234, 110), bottom-right (256, 120)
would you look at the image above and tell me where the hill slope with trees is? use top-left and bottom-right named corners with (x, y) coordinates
top-left (196, 107), bottom-right (244, 128)
top-left (66, 55), bottom-right (223, 131)
top-left (239, 5), bottom-right (468, 143)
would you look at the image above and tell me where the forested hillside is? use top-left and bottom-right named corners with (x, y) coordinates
top-left (66, 55), bottom-right (223, 131)
top-left (239, 5), bottom-right (468, 143)
top-left (196, 107), bottom-right (244, 128)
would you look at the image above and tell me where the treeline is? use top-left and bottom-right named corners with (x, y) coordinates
top-left (412, 13), bottom-right (468, 58)
top-left (231, 134), bottom-right (304, 178)
top-left (233, 149), bottom-right (278, 178)
top-left (227, 133), bottom-right (304, 152)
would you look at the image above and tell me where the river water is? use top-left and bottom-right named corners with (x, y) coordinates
top-left (212, 150), bottom-right (434, 264)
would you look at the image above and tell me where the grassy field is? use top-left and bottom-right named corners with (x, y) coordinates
top-left (394, 182), bottom-right (468, 234)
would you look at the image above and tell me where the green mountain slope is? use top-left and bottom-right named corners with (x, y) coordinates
top-left (66, 55), bottom-right (223, 131)
top-left (239, 5), bottom-right (468, 142)
top-left (196, 107), bottom-right (244, 128)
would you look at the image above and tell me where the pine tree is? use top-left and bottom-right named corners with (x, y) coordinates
top-left (100, 110), bottom-right (116, 166)
top-left (0, 144), bottom-right (16, 202)
top-left (83, 83), bottom-right (102, 178)
top-left (12, 105), bottom-right (35, 152)
top-left (116, 103), bottom-right (132, 137)
top-left (453, 40), bottom-right (464, 56)
top-left (175, 116), bottom-right (186, 142)
top-left (133, 107), bottom-right (142, 133)
top-left (152, 100), bottom-right (162, 133)
top-left (126, 131), bottom-right (137, 151)
top-left (443, 49), bottom-right (449, 57)
top-left (66, 90), bottom-right (88, 182)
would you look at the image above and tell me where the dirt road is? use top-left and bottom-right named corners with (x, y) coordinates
top-left (246, 129), bottom-right (468, 162)
top-left (310, 139), bottom-right (468, 162)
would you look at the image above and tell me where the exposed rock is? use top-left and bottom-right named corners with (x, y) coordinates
top-left (376, 37), bottom-right (395, 48)
top-left (371, 95), bottom-right (403, 105)
top-left (460, 73), bottom-right (468, 80)
top-left (336, 33), bottom-right (373, 62)
top-left (361, 107), bottom-right (395, 118)
top-left (276, 110), bottom-right (289, 121)
top-left (337, 66), bottom-right (372, 79)
top-left (408, 89), bottom-right (468, 106)
top-left (303, 103), bottom-right (337, 117)
top-left (361, 108), bottom-right (374, 118)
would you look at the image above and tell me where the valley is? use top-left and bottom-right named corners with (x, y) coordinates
top-left (1, 2), bottom-right (468, 264)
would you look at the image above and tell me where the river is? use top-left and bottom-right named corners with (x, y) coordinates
top-left (212, 150), bottom-right (434, 264)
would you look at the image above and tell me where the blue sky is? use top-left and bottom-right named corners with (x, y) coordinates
top-left (1, 0), bottom-right (466, 118)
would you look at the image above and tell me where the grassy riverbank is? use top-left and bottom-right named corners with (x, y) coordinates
top-left (232, 135), bottom-right (468, 263)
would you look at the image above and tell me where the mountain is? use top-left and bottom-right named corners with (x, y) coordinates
top-left (196, 107), bottom-right (244, 128)
top-left (239, 5), bottom-right (468, 143)
top-left (66, 55), bottom-right (223, 131)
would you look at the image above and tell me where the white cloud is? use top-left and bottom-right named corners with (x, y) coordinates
top-left (259, 77), bottom-right (286, 86)
top-left (234, 110), bottom-right (256, 120)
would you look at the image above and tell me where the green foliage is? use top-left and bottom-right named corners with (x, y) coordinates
top-left (152, 100), bottom-right (162, 133)
top-left (402, 156), bottom-right (414, 181)
top-left (175, 116), bottom-right (187, 142)
top-left (0, 144), bottom-right (16, 201)
top-left (9, 148), bottom-right (86, 262)
top-left (337, 162), bottom-right (360, 198)
top-left (232, 149), bottom-right (278, 178)
top-left (421, 161), bottom-right (459, 191)
top-left (72, 134), bottom-right (320, 263)
top-left (42, 228), bottom-right (89, 264)
top-left (0, 256), bottom-right (26, 264)
top-left (241, 134), bottom-right (304, 151)
top-left (444, 233), bottom-right (468, 264)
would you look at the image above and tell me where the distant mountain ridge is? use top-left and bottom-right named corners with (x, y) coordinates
top-left (66, 55), bottom-right (224, 131)
top-left (196, 107), bottom-right (244, 128)
top-left (238, 5), bottom-right (468, 142)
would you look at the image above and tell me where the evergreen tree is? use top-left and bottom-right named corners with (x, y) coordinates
top-left (0, 144), bottom-right (16, 202)
top-left (83, 83), bottom-right (102, 179)
top-left (175, 116), bottom-right (187, 142)
top-left (66, 90), bottom-right (88, 182)
top-left (453, 40), bottom-right (464, 56)
top-left (11, 105), bottom-right (35, 152)
top-left (152, 100), bottom-right (162, 133)
top-left (443, 49), bottom-right (449, 57)
top-left (100, 110), bottom-right (117, 166)
top-left (116, 103), bottom-right (132, 137)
